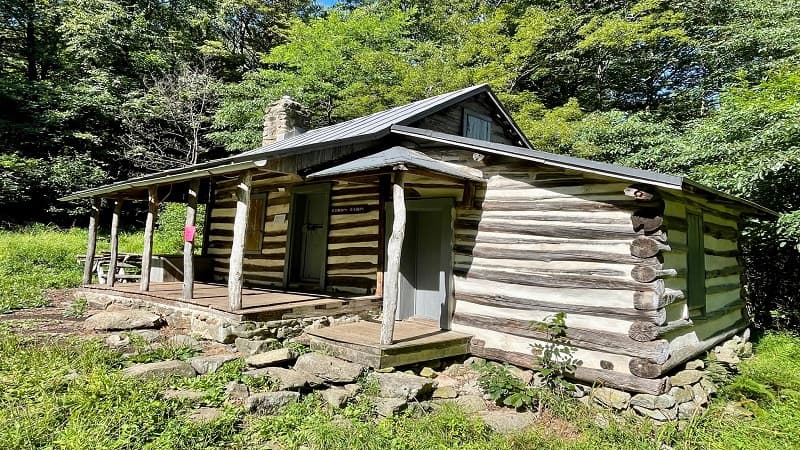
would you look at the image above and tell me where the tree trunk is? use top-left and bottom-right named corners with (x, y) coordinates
top-left (380, 170), bottom-right (406, 345)
top-left (139, 187), bottom-right (159, 291)
top-left (106, 200), bottom-right (124, 287)
top-left (82, 198), bottom-right (100, 285)
top-left (228, 171), bottom-right (252, 311)
top-left (183, 179), bottom-right (200, 300)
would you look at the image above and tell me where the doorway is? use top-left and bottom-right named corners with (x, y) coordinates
top-left (286, 185), bottom-right (331, 289)
top-left (387, 198), bottom-right (454, 329)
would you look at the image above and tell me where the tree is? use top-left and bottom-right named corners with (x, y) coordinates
top-left (122, 62), bottom-right (222, 170)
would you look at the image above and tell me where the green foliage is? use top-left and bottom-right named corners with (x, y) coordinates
top-left (62, 297), bottom-right (88, 318)
top-left (125, 333), bottom-right (199, 364)
top-left (477, 363), bottom-right (537, 410)
top-left (2, 310), bottom-right (800, 449)
top-left (0, 331), bottom-right (240, 449)
top-left (0, 227), bottom-right (190, 313)
top-left (0, 227), bottom-right (87, 312)
top-left (154, 202), bottom-right (206, 255)
top-left (738, 333), bottom-right (800, 391)
top-left (530, 313), bottom-right (582, 394)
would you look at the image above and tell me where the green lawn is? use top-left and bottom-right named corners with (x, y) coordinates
top-left (0, 227), bottom-right (799, 449)
top-left (0, 225), bottom-right (185, 313)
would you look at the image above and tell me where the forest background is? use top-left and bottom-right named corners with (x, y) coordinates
top-left (1, 0), bottom-right (799, 329)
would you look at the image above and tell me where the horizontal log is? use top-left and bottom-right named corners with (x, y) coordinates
top-left (326, 261), bottom-right (377, 271)
top-left (631, 208), bottom-right (664, 232)
top-left (329, 234), bottom-right (380, 245)
top-left (457, 212), bottom-right (634, 226)
top-left (628, 318), bottom-right (748, 378)
top-left (633, 289), bottom-right (685, 310)
top-left (706, 266), bottom-right (742, 279)
top-left (454, 259), bottom-right (627, 278)
top-left (455, 219), bottom-right (650, 241)
top-left (628, 318), bottom-right (693, 342)
top-left (455, 266), bottom-right (664, 292)
top-left (455, 312), bottom-right (670, 363)
top-left (326, 246), bottom-right (379, 257)
top-left (631, 265), bottom-right (678, 282)
top-left (328, 219), bottom-right (380, 231)
top-left (326, 276), bottom-right (377, 289)
top-left (623, 185), bottom-right (657, 201)
top-left (454, 244), bottom-right (653, 265)
top-left (630, 236), bottom-right (671, 258)
top-left (455, 292), bottom-right (661, 322)
top-left (479, 198), bottom-right (662, 212)
top-left (469, 339), bottom-right (670, 395)
top-left (705, 283), bottom-right (740, 295)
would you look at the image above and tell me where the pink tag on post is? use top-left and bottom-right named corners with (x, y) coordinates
top-left (184, 225), bottom-right (196, 242)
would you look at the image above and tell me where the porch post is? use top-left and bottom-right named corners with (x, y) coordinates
top-left (139, 187), bottom-right (158, 292)
top-left (106, 199), bottom-right (124, 287)
top-left (182, 178), bottom-right (200, 300)
top-left (380, 168), bottom-right (407, 345)
top-left (228, 171), bottom-right (252, 311)
top-left (82, 197), bottom-right (101, 285)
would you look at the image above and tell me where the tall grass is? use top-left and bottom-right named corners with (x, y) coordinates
top-left (0, 226), bottom-right (185, 313)
top-left (0, 329), bottom-right (239, 449)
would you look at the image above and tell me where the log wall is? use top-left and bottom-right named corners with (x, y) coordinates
top-left (206, 172), bottom-right (383, 295)
top-left (625, 190), bottom-right (748, 379)
top-left (433, 151), bottom-right (674, 392)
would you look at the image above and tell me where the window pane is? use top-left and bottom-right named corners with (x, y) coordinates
top-left (687, 212), bottom-right (706, 313)
top-left (465, 113), bottom-right (491, 141)
top-left (245, 195), bottom-right (266, 252)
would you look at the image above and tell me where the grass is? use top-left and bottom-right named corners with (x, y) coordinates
top-left (0, 325), bottom-right (798, 449)
top-left (0, 226), bottom-right (185, 313)
top-left (1, 226), bottom-right (799, 448)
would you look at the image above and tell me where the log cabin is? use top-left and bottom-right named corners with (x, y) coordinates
top-left (62, 85), bottom-right (776, 395)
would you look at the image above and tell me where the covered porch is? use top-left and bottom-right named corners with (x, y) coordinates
top-left (81, 281), bottom-right (382, 322)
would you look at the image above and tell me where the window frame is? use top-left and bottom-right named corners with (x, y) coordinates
top-left (244, 192), bottom-right (268, 254)
top-left (462, 109), bottom-right (492, 142)
top-left (686, 209), bottom-right (707, 316)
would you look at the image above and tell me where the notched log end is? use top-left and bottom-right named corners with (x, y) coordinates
top-left (624, 184), bottom-right (659, 201)
top-left (630, 236), bottom-right (671, 258)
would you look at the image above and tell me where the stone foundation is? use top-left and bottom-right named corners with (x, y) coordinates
top-left (78, 289), bottom-right (375, 344)
top-left (574, 331), bottom-right (753, 422)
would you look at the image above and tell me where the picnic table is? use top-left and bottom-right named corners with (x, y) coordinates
top-left (77, 251), bottom-right (143, 284)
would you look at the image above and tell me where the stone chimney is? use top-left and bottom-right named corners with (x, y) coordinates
top-left (262, 96), bottom-right (309, 146)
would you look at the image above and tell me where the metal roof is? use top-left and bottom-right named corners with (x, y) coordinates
top-left (61, 84), bottom-right (521, 201)
top-left (390, 125), bottom-right (778, 216)
top-left (59, 84), bottom-right (777, 216)
top-left (306, 146), bottom-right (485, 182)
top-left (238, 83), bottom-right (529, 158)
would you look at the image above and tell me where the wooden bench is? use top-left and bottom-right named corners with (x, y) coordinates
top-left (77, 252), bottom-right (143, 284)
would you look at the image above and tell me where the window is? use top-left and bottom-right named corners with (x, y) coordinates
top-left (687, 211), bottom-right (706, 315)
top-left (463, 111), bottom-right (491, 141)
top-left (245, 193), bottom-right (267, 253)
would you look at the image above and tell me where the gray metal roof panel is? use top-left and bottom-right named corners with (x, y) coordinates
top-left (306, 146), bottom-right (484, 182)
top-left (239, 84), bottom-right (506, 157)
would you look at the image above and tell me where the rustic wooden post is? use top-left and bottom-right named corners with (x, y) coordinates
top-left (228, 171), bottom-right (252, 311)
top-left (106, 199), bottom-right (124, 287)
top-left (139, 187), bottom-right (159, 292)
top-left (183, 179), bottom-right (200, 300)
top-left (82, 197), bottom-right (101, 285)
top-left (380, 168), bottom-right (406, 345)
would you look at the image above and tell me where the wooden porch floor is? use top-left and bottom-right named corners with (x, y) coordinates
top-left (81, 282), bottom-right (382, 321)
top-left (307, 320), bottom-right (472, 369)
